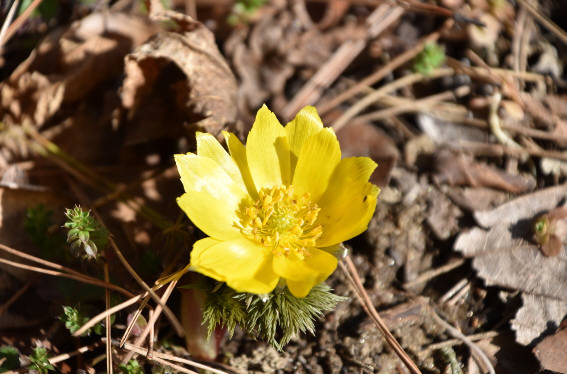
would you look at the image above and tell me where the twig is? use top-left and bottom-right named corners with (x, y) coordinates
top-left (353, 86), bottom-right (470, 123)
top-left (282, 3), bottom-right (404, 119)
top-left (74, 293), bottom-right (146, 337)
top-left (339, 256), bottom-right (422, 374)
top-left (0, 0), bottom-right (43, 47)
top-left (429, 310), bottom-right (495, 374)
top-left (318, 21), bottom-right (451, 115)
top-left (332, 68), bottom-right (456, 131)
top-left (403, 259), bottom-right (465, 290)
top-left (0, 253), bottom-right (133, 298)
top-left (0, 280), bottom-right (32, 316)
top-left (0, 0), bottom-right (20, 46)
top-left (419, 331), bottom-right (500, 358)
top-left (122, 279), bottom-right (178, 364)
top-left (49, 342), bottom-right (102, 365)
top-left (114, 340), bottom-right (228, 374)
top-left (439, 278), bottom-right (469, 304)
top-left (517, 0), bottom-right (567, 46)
top-left (108, 238), bottom-right (185, 338)
top-left (103, 253), bottom-right (113, 373)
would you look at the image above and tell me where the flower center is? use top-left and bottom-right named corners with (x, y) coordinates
top-left (235, 185), bottom-right (323, 259)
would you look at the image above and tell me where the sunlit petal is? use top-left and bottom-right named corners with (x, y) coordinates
top-left (286, 279), bottom-right (317, 298)
top-left (228, 255), bottom-right (279, 294)
top-left (316, 157), bottom-right (379, 247)
top-left (175, 153), bottom-right (247, 240)
top-left (292, 128), bottom-right (341, 201)
top-left (196, 132), bottom-right (245, 190)
top-left (285, 105), bottom-right (323, 176)
top-left (246, 105), bottom-right (291, 188)
top-left (273, 248), bottom-right (337, 285)
top-left (192, 237), bottom-right (271, 285)
top-left (223, 131), bottom-right (258, 198)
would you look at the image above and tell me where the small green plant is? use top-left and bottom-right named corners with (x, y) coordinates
top-left (413, 42), bottom-right (446, 76)
top-left (202, 282), bottom-right (345, 350)
top-left (28, 347), bottom-right (54, 374)
top-left (227, 0), bottom-right (267, 25)
top-left (0, 346), bottom-right (20, 373)
top-left (63, 205), bottom-right (108, 260)
top-left (60, 306), bottom-right (90, 336)
top-left (119, 359), bottom-right (144, 374)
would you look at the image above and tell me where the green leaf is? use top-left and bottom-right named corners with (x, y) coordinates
top-left (119, 359), bottom-right (144, 374)
top-left (28, 347), bottom-right (54, 374)
top-left (412, 42), bottom-right (446, 76)
top-left (60, 306), bottom-right (90, 336)
top-left (0, 346), bottom-right (20, 373)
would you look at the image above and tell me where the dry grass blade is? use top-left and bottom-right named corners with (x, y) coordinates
top-left (122, 279), bottom-right (178, 364)
top-left (282, 3), bottom-right (404, 119)
top-left (403, 259), bottom-right (466, 290)
top-left (318, 21), bottom-right (451, 115)
top-left (0, 245), bottom-right (134, 298)
top-left (120, 295), bottom-right (151, 348)
top-left (108, 237), bottom-right (185, 338)
top-left (114, 340), bottom-right (228, 374)
top-left (517, 0), bottom-right (567, 46)
top-left (0, 280), bottom-right (32, 316)
top-left (74, 294), bottom-right (144, 337)
top-left (0, 0), bottom-right (43, 47)
top-left (332, 68), bottom-right (455, 131)
top-left (429, 310), bottom-right (495, 374)
top-left (339, 256), bottom-right (422, 374)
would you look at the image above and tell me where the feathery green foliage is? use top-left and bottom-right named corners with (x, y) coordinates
top-left (202, 282), bottom-right (345, 349)
top-left (63, 205), bottom-right (108, 260)
top-left (28, 347), bottom-right (54, 374)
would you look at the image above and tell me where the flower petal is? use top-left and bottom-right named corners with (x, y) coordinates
top-left (316, 157), bottom-right (379, 247)
top-left (286, 279), bottom-right (317, 298)
top-left (285, 105), bottom-right (323, 176)
top-left (292, 128), bottom-right (341, 202)
top-left (246, 105), bottom-right (291, 189)
top-left (189, 237), bottom-right (225, 282)
top-left (273, 248), bottom-right (337, 293)
top-left (175, 153), bottom-right (246, 240)
top-left (192, 237), bottom-right (273, 293)
top-left (223, 131), bottom-right (258, 198)
top-left (196, 132), bottom-right (245, 190)
top-left (228, 255), bottom-right (279, 294)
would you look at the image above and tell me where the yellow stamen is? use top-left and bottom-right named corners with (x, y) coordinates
top-left (235, 185), bottom-right (322, 258)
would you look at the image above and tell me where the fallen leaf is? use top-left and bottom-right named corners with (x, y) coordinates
top-left (454, 184), bottom-right (567, 345)
top-left (120, 13), bottom-right (239, 143)
top-left (433, 149), bottom-right (536, 193)
top-left (533, 317), bottom-right (567, 373)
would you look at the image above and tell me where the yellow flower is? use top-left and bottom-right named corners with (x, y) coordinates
top-left (175, 105), bottom-right (379, 297)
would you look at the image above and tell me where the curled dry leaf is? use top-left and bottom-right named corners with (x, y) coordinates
top-left (433, 149), bottom-right (536, 193)
top-left (454, 184), bottom-right (567, 345)
top-left (0, 12), bottom-right (157, 129)
top-left (120, 13), bottom-right (239, 142)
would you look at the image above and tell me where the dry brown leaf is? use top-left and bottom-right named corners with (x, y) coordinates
top-left (454, 184), bottom-right (567, 345)
top-left (0, 12), bottom-right (157, 129)
top-left (120, 13), bottom-right (238, 143)
top-left (533, 317), bottom-right (567, 373)
top-left (433, 149), bottom-right (536, 193)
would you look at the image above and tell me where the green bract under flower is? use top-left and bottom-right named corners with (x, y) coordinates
top-left (175, 105), bottom-right (379, 297)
